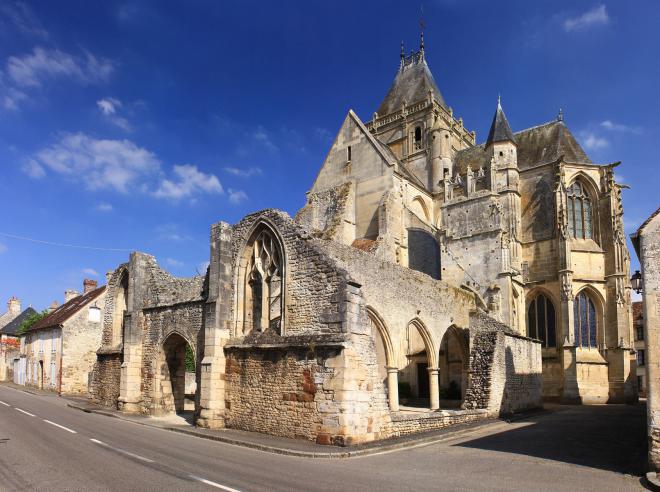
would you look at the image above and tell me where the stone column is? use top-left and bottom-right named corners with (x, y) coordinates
top-left (429, 367), bottom-right (440, 410)
top-left (386, 367), bottom-right (400, 412)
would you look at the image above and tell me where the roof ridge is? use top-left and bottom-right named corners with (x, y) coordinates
top-left (514, 119), bottom-right (561, 135)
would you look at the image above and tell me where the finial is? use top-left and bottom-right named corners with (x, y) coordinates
top-left (497, 93), bottom-right (501, 107)
top-left (419, 4), bottom-right (426, 51)
top-left (557, 108), bottom-right (564, 122)
top-left (400, 41), bottom-right (405, 60)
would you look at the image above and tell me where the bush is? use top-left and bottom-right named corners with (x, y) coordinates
top-left (17, 310), bottom-right (49, 335)
top-left (185, 344), bottom-right (196, 372)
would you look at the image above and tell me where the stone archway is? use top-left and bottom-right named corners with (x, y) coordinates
top-left (156, 333), bottom-right (194, 415)
top-left (439, 326), bottom-right (469, 407)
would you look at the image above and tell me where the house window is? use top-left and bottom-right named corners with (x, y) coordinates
top-left (527, 294), bottom-right (556, 348)
top-left (414, 126), bottom-right (422, 150)
top-left (638, 376), bottom-right (644, 390)
top-left (637, 325), bottom-right (645, 341)
top-left (50, 360), bottom-right (57, 388)
top-left (637, 349), bottom-right (646, 366)
top-left (567, 181), bottom-right (593, 239)
top-left (573, 291), bottom-right (597, 348)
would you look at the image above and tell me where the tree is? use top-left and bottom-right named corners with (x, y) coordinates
top-left (185, 344), bottom-right (195, 372)
top-left (17, 310), bottom-right (49, 335)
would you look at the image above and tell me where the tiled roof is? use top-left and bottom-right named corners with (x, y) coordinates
top-left (28, 285), bottom-right (105, 332)
top-left (0, 307), bottom-right (37, 336)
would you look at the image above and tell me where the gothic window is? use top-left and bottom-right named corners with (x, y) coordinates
top-left (527, 294), bottom-right (556, 348)
top-left (573, 291), bottom-right (598, 348)
top-left (567, 181), bottom-right (593, 239)
top-left (414, 126), bottom-right (422, 150)
top-left (243, 228), bottom-right (284, 334)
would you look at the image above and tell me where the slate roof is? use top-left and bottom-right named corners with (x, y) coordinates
top-left (376, 56), bottom-right (447, 116)
top-left (1, 307), bottom-right (37, 336)
top-left (454, 120), bottom-right (591, 173)
top-left (28, 285), bottom-right (105, 332)
top-left (486, 100), bottom-right (516, 146)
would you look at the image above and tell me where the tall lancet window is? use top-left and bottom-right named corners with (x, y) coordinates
top-left (574, 291), bottom-right (598, 348)
top-left (243, 228), bottom-right (283, 334)
top-left (567, 182), bottom-right (593, 239)
top-left (527, 294), bottom-right (556, 348)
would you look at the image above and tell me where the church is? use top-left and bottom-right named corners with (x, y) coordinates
top-left (90, 35), bottom-right (636, 445)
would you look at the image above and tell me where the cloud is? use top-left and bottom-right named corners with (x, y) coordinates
top-left (21, 159), bottom-right (45, 178)
top-left (228, 189), bottom-right (248, 204)
top-left (96, 202), bottom-right (113, 212)
top-left (580, 132), bottom-right (609, 151)
top-left (0, 73), bottom-right (28, 110)
top-left (600, 120), bottom-right (642, 134)
top-left (564, 5), bottom-right (609, 32)
top-left (28, 132), bottom-right (160, 192)
top-left (165, 258), bottom-right (183, 268)
top-left (153, 164), bottom-right (223, 200)
top-left (7, 47), bottom-right (114, 87)
top-left (0, 2), bottom-right (49, 39)
top-left (0, 242), bottom-right (6, 254)
top-left (82, 268), bottom-right (98, 276)
top-left (223, 166), bottom-right (263, 178)
top-left (253, 126), bottom-right (278, 153)
top-left (97, 97), bottom-right (132, 132)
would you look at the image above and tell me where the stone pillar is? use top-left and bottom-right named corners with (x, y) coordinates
top-left (118, 343), bottom-right (143, 413)
top-left (429, 367), bottom-right (440, 410)
top-left (386, 367), bottom-right (400, 412)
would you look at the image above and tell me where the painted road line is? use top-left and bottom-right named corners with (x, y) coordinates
top-left (89, 438), bottom-right (155, 463)
top-left (15, 408), bottom-right (35, 417)
top-left (0, 400), bottom-right (10, 406)
top-left (188, 475), bottom-right (242, 492)
top-left (43, 419), bottom-right (77, 434)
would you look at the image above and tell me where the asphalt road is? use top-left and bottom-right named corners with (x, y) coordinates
top-left (0, 385), bottom-right (647, 491)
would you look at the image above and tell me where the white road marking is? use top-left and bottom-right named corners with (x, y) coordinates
top-left (0, 400), bottom-right (10, 406)
top-left (43, 419), bottom-right (77, 434)
top-left (188, 475), bottom-right (242, 492)
top-left (89, 438), bottom-right (155, 463)
top-left (15, 408), bottom-right (35, 417)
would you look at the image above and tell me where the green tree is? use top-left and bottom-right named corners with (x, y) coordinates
top-left (17, 310), bottom-right (49, 335)
top-left (185, 344), bottom-right (195, 372)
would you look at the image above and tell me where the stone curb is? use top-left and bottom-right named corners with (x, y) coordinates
top-left (646, 472), bottom-right (660, 491)
top-left (65, 400), bottom-right (549, 459)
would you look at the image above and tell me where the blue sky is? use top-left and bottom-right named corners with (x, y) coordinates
top-left (0, 0), bottom-right (658, 310)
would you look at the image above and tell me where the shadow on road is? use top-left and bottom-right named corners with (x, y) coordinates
top-left (455, 403), bottom-right (647, 476)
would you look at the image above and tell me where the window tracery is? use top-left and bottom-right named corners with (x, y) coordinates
top-left (574, 291), bottom-right (598, 348)
top-left (567, 181), bottom-right (593, 239)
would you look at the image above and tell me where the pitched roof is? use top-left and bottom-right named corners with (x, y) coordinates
top-left (376, 52), bottom-right (447, 116)
top-left (486, 99), bottom-right (516, 146)
top-left (1, 307), bottom-right (37, 336)
top-left (28, 285), bottom-right (105, 332)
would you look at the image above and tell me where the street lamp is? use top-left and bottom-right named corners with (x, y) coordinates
top-left (631, 270), bottom-right (643, 294)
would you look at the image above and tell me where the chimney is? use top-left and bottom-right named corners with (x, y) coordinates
top-left (49, 300), bottom-right (59, 313)
top-left (83, 278), bottom-right (98, 294)
top-left (64, 290), bottom-right (80, 303)
top-left (7, 296), bottom-right (21, 314)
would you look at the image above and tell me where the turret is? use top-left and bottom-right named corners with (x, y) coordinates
top-left (486, 96), bottom-right (518, 193)
top-left (429, 114), bottom-right (453, 193)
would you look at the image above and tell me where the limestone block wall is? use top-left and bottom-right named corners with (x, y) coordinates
top-left (295, 182), bottom-right (355, 245)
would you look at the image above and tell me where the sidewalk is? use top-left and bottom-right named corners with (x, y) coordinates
top-left (1, 381), bottom-right (548, 459)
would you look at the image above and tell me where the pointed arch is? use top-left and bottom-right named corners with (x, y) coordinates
top-left (234, 219), bottom-right (287, 337)
top-left (366, 307), bottom-right (395, 366)
top-left (408, 318), bottom-right (437, 368)
top-left (526, 288), bottom-right (558, 348)
top-left (566, 173), bottom-right (600, 242)
top-left (410, 196), bottom-right (430, 222)
top-left (573, 285), bottom-right (604, 349)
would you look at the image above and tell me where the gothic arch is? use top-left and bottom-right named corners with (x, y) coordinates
top-left (234, 219), bottom-right (287, 337)
top-left (366, 307), bottom-right (395, 366)
top-left (154, 331), bottom-right (196, 415)
top-left (408, 318), bottom-right (437, 368)
top-left (566, 173), bottom-right (601, 243)
top-left (410, 196), bottom-right (430, 222)
top-left (573, 285), bottom-right (605, 349)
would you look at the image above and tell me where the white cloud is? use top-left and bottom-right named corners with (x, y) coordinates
top-left (581, 132), bottom-right (609, 151)
top-left (0, 73), bottom-right (28, 110)
top-left (153, 164), bottom-right (223, 200)
top-left (0, 242), bottom-right (7, 254)
top-left (97, 97), bottom-right (131, 132)
top-left (29, 132), bottom-right (160, 192)
top-left (7, 47), bottom-right (113, 87)
top-left (600, 120), bottom-right (642, 134)
top-left (21, 159), bottom-right (45, 178)
top-left (96, 202), bottom-right (113, 212)
top-left (228, 189), bottom-right (248, 204)
top-left (82, 267), bottom-right (98, 276)
top-left (223, 166), bottom-right (262, 178)
top-left (564, 5), bottom-right (609, 32)
top-left (0, 2), bottom-right (49, 39)
top-left (165, 258), bottom-right (183, 268)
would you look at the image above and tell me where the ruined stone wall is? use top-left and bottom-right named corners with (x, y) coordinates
top-left (91, 353), bottom-right (121, 407)
top-left (295, 182), bottom-right (355, 245)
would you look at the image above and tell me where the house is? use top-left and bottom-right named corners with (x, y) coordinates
top-left (0, 306), bottom-right (36, 382)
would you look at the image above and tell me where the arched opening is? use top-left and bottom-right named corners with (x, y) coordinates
top-left (567, 179), bottom-right (595, 240)
top-left (410, 196), bottom-right (430, 222)
top-left (111, 271), bottom-right (128, 348)
top-left (367, 307), bottom-right (398, 411)
top-left (527, 292), bottom-right (557, 348)
top-left (438, 327), bottom-right (469, 408)
top-left (574, 290), bottom-right (599, 349)
top-left (400, 319), bottom-right (439, 409)
top-left (155, 332), bottom-right (195, 415)
top-left (407, 228), bottom-right (441, 280)
top-left (414, 126), bottom-right (423, 150)
top-left (236, 223), bottom-right (285, 336)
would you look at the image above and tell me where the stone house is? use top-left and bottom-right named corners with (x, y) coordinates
top-left (0, 296), bottom-right (22, 329)
top-left (22, 280), bottom-right (105, 394)
top-left (632, 302), bottom-right (647, 397)
top-left (89, 35), bottom-right (635, 444)
top-left (631, 207), bottom-right (660, 471)
top-left (0, 305), bottom-right (36, 382)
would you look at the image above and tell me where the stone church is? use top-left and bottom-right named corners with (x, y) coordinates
top-left (90, 37), bottom-right (635, 445)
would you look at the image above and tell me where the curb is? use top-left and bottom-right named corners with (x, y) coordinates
top-left (646, 472), bottom-right (660, 491)
top-left (65, 400), bottom-right (539, 459)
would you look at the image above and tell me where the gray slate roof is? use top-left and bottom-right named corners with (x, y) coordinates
top-left (376, 57), bottom-right (447, 115)
top-left (1, 307), bottom-right (37, 336)
top-left (486, 100), bottom-right (516, 146)
top-left (455, 120), bottom-right (591, 173)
